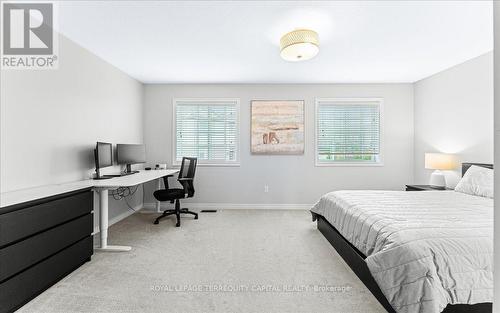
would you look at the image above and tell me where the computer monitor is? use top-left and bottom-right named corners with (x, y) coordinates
top-left (116, 144), bottom-right (146, 174)
top-left (94, 142), bottom-right (113, 179)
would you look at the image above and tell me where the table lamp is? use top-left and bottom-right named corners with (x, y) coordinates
top-left (425, 153), bottom-right (458, 189)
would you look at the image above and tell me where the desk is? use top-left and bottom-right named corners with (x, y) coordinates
top-left (0, 170), bottom-right (178, 311)
top-left (70, 169), bottom-right (179, 252)
top-left (1, 169), bottom-right (179, 252)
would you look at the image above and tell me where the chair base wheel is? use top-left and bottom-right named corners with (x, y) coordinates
top-left (154, 205), bottom-right (198, 227)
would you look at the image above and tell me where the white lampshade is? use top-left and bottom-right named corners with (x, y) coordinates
top-left (424, 153), bottom-right (458, 170)
top-left (280, 29), bottom-right (319, 62)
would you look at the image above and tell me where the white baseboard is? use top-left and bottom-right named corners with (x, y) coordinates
top-left (93, 204), bottom-right (143, 234)
top-left (142, 202), bottom-right (311, 212)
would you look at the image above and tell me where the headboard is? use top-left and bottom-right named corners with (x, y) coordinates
top-left (461, 163), bottom-right (493, 176)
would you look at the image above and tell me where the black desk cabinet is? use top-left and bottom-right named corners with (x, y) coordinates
top-left (0, 188), bottom-right (93, 313)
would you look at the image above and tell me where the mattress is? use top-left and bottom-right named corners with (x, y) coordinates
top-left (311, 190), bottom-right (493, 313)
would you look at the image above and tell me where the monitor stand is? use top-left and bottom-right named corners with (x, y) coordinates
top-left (124, 164), bottom-right (139, 175)
top-left (94, 169), bottom-right (113, 180)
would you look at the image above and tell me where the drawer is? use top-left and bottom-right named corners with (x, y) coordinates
top-left (0, 190), bottom-right (92, 247)
top-left (0, 236), bottom-right (92, 313)
top-left (0, 213), bottom-right (93, 281)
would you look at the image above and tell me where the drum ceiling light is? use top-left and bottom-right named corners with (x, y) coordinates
top-left (280, 29), bottom-right (319, 62)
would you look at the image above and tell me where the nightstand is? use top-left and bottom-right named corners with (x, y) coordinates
top-left (405, 184), bottom-right (453, 191)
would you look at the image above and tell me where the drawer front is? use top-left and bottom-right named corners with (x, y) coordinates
top-left (0, 191), bottom-right (92, 247)
top-left (0, 236), bottom-right (92, 313)
top-left (0, 213), bottom-right (93, 281)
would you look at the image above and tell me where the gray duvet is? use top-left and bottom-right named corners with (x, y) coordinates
top-left (311, 190), bottom-right (492, 313)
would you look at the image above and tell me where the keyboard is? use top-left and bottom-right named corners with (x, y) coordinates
top-left (102, 171), bottom-right (139, 178)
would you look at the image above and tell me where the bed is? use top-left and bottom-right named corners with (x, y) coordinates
top-left (311, 163), bottom-right (493, 313)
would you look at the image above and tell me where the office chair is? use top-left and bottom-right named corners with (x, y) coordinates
top-left (153, 157), bottom-right (198, 227)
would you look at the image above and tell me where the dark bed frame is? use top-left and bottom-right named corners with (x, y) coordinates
top-left (312, 162), bottom-right (493, 313)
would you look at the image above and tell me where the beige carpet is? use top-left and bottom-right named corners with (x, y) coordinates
top-left (18, 209), bottom-right (386, 313)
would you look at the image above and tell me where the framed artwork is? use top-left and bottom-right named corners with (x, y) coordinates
top-left (251, 100), bottom-right (305, 154)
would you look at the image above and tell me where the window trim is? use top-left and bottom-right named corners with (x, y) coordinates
top-left (172, 98), bottom-right (241, 167)
top-left (314, 98), bottom-right (384, 167)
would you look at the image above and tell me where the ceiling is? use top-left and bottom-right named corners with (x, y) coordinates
top-left (57, 1), bottom-right (493, 84)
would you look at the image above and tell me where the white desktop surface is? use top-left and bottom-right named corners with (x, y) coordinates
top-left (0, 169), bottom-right (178, 208)
top-left (86, 169), bottom-right (178, 188)
top-left (0, 184), bottom-right (92, 208)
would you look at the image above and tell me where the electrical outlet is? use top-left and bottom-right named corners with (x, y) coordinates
top-left (264, 185), bottom-right (269, 193)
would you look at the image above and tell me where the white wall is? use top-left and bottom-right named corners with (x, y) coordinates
top-left (413, 52), bottom-right (494, 188)
top-left (493, 2), bottom-right (500, 312)
top-left (0, 35), bottom-right (144, 223)
top-left (143, 84), bottom-right (414, 207)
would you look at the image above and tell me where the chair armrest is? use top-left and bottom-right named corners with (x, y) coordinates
top-left (162, 175), bottom-right (175, 190)
top-left (177, 177), bottom-right (193, 181)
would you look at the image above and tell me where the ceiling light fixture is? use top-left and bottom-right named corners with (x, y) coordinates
top-left (280, 29), bottom-right (319, 62)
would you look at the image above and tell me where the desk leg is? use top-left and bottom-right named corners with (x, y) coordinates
top-left (95, 189), bottom-right (132, 252)
top-left (156, 178), bottom-right (162, 213)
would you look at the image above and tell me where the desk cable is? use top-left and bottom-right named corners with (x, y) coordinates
top-left (110, 186), bottom-right (140, 212)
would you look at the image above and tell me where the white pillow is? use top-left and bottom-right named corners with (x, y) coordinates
top-left (454, 165), bottom-right (493, 198)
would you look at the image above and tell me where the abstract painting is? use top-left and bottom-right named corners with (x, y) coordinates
top-left (251, 100), bottom-right (304, 154)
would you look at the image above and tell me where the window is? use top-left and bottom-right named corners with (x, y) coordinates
top-left (173, 98), bottom-right (240, 166)
top-left (315, 98), bottom-right (383, 166)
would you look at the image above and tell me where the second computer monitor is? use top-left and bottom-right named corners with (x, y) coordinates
top-left (94, 142), bottom-right (113, 180)
top-left (117, 144), bottom-right (146, 173)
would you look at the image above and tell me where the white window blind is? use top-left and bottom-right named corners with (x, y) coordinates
top-left (316, 99), bottom-right (382, 164)
top-left (174, 99), bottom-right (239, 165)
